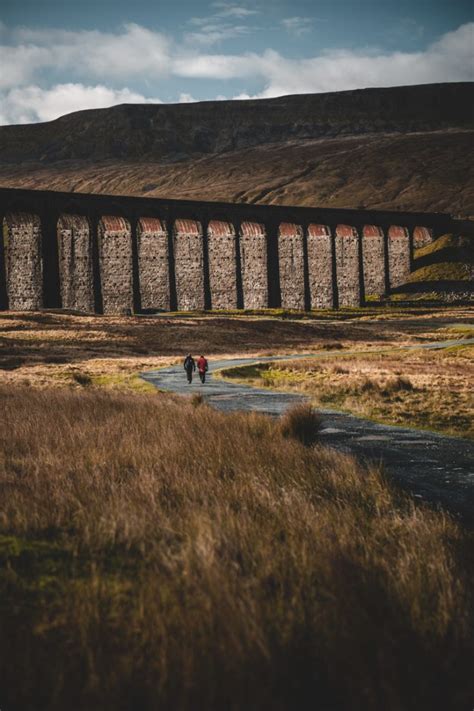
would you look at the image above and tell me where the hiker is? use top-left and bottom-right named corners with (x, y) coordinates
top-left (184, 354), bottom-right (196, 384)
top-left (197, 355), bottom-right (209, 384)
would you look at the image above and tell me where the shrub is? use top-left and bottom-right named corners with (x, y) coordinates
top-left (280, 402), bottom-right (322, 446)
top-left (391, 375), bottom-right (414, 391)
top-left (360, 375), bottom-right (414, 396)
top-left (71, 372), bottom-right (92, 386)
top-left (191, 392), bottom-right (204, 407)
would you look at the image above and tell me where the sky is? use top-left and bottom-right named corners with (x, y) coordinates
top-left (0, 0), bottom-right (472, 125)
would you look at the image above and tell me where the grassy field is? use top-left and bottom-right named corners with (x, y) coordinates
top-left (0, 306), bottom-right (472, 433)
top-left (0, 307), bottom-right (473, 709)
top-left (1, 387), bottom-right (473, 711)
top-left (0, 306), bottom-right (473, 390)
top-left (219, 343), bottom-right (474, 438)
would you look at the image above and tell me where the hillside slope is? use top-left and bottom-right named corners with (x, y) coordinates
top-left (0, 83), bottom-right (473, 214)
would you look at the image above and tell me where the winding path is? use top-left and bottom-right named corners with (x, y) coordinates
top-left (142, 339), bottom-right (474, 524)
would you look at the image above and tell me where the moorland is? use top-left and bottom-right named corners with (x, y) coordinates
top-left (1, 305), bottom-right (473, 711)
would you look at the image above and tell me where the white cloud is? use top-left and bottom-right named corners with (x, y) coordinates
top-left (186, 2), bottom-right (258, 46)
top-left (0, 83), bottom-right (161, 125)
top-left (174, 51), bottom-right (259, 79)
top-left (174, 23), bottom-right (474, 95)
top-left (0, 23), bottom-right (171, 90)
top-left (184, 23), bottom-right (252, 46)
top-left (281, 17), bottom-right (312, 37)
top-left (178, 92), bottom-right (197, 103)
top-left (211, 2), bottom-right (260, 19)
top-left (228, 22), bottom-right (474, 98)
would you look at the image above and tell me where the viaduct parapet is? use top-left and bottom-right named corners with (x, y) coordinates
top-left (0, 187), bottom-right (465, 314)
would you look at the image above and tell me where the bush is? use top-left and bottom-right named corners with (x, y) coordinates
top-left (391, 375), bottom-right (414, 391)
top-left (191, 392), bottom-right (204, 407)
top-left (360, 375), bottom-right (414, 396)
top-left (280, 402), bottom-right (322, 446)
top-left (71, 371), bottom-right (92, 386)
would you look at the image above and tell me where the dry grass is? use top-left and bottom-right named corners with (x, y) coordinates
top-left (1, 307), bottom-right (473, 391)
top-left (280, 403), bottom-right (322, 446)
top-left (0, 386), bottom-right (472, 710)
top-left (225, 345), bottom-right (474, 438)
top-left (1, 128), bottom-right (473, 215)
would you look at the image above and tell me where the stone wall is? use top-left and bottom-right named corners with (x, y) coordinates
top-left (388, 226), bottom-right (411, 289)
top-left (362, 225), bottom-right (386, 299)
top-left (240, 221), bottom-right (268, 309)
top-left (98, 216), bottom-right (133, 314)
top-left (278, 223), bottom-right (305, 310)
top-left (137, 217), bottom-right (170, 311)
top-left (4, 212), bottom-right (42, 310)
top-left (57, 214), bottom-right (94, 312)
top-left (335, 224), bottom-right (361, 307)
top-left (208, 220), bottom-right (237, 309)
top-left (173, 219), bottom-right (205, 311)
top-left (307, 224), bottom-right (334, 309)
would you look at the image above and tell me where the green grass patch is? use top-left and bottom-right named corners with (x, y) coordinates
top-left (414, 233), bottom-right (474, 260)
top-left (51, 370), bottom-right (157, 392)
top-left (90, 372), bottom-right (156, 392)
top-left (437, 325), bottom-right (474, 338)
top-left (414, 233), bottom-right (456, 259)
top-left (407, 261), bottom-right (471, 283)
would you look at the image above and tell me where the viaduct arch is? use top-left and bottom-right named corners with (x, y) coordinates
top-left (0, 186), bottom-right (466, 314)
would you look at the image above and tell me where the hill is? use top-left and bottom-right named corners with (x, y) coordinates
top-left (0, 82), bottom-right (473, 215)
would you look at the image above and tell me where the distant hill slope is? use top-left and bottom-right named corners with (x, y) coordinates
top-left (0, 83), bottom-right (473, 215)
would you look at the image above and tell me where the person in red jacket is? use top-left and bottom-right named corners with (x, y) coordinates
top-left (197, 355), bottom-right (209, 384)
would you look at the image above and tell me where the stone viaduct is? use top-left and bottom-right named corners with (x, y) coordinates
top-left (0, 186), bottom-right (462, 314)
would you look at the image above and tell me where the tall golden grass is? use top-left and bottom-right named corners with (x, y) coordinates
top-left (0, 386), bottom-right (472, 710)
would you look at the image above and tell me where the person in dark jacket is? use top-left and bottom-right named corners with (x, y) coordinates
top-left (197, 355), bottom-right (209, 384)
top-left (184, 354), bottom-right (196, 383)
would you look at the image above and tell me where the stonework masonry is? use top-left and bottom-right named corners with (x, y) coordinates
top-left (4, 212), bottom-right (43, 310)
top-left (98, 216), bottom-right (133, 314)
top-left (1, 187), bottom-right (464, 315)
top-left (240, 221), bottom-right (268, 309)
top-left (57, 214), bottom-right (94, 312)
top-left (278, 223), bottom-right (305, 310)
top-left (173, 219), bottom-right (205, 311)
top-left (207, 220), bottom-right (238, 310)
top-left (335, 224), bottom-right (361, 307)
top-left (307, 224), bottom-right (334, 308)
top-left (362, 225), bottom-right (386, 299)
top-left (137, 217), bottom-right (170, 311)
top-left (388, 226), bottom-right (411, 289)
